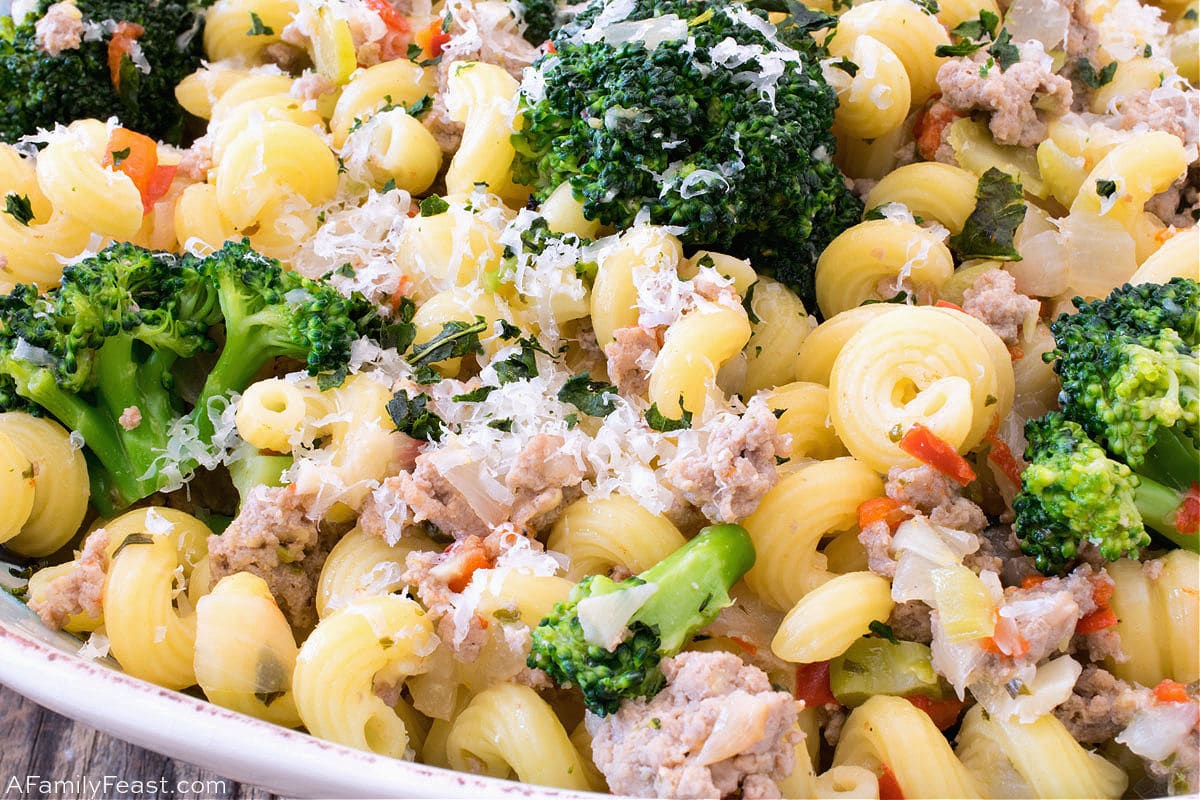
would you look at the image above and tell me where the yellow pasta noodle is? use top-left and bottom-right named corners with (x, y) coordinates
top-left (834, 694), bottom-right (982, 798)
top-left (742, 457), bottom-right (884, 610)
top-left (815, 219), bottom-right (955, 317)
top-left (1105, 551), bottom-right (1199, 685)
top-left (546, 494), bottom-right (687, 581)
top-left (293, 594), bottom-right (438, 757)
top-left (772, 571), bottom-right (894, 663)
top-left (194, 572), bottom-right (302, 727)
top-left (956, 705), bottom-right (1128, 799)
top-left (444, 683), bottom-right (592, 791)
top-left (0, 413), bottom-right (90, 557)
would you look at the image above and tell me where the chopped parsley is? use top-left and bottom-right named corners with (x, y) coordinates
top-left (988, 28), bottom-right (1020, 71)
top-left (494, 335), bottom-right (552, 385)
top-left (246, 12), bottom-right (274, 36)
top-left (386, 391), bottom-right (445, 442)
top-left (1076, 58), bottom-right (1117, 89)
top-left (1095, 178), bottom-right (1118, 199)
top-left (558, 372), bottom-right (618, 417)
top-left (453, 386), bottom-right (495, 402)
top-left (645, 399), bottom-right (693, 432)
top-left (317, 367), bottom-right (348, 391)
top-left (868, 620), bottom-right (898, 643)
top-left (419, 195), bottom-right (451, 217)
top-left (110, 146), bottom-right (131, 166)
top-left (3, 193), bottom-right (34, 227)
top-left (830, 58), bottom-right (859, 77)
top-left (408, 317), bottom-right (487, 368)
top-left (949, 167), bottom-right (1026, 261)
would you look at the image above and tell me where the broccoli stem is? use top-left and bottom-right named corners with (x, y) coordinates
top-left (1139, 427), bottom-right (1200, 491)
top-left (228, 452), bottom-right (294, 508)
top-left (191, 310), bottom-right (292, 440)
top-left (632, 523), bottom-right (756, 653)
top-left (1136, 478), bottom-right (1199, 553)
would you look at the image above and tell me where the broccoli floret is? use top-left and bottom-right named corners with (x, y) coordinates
top-left (1014, 414), bottom-right (1151, 573)
top-left (1050, 278), bottom-right (1198, 475)
top-left (528, 523), bottom-right (756, 715)
top-left (0, 0), bottom-right (206, 143)
top-left (1014, 279), bottom-right (1200, 573)
top-left (0, 240), bottom-right (385, 514)
top-left (188, 240), bottom-right (374, 438)
top-left (509, 0), bottom-right (861, 310)
top-left (513, 0), bottom-right (561, 44)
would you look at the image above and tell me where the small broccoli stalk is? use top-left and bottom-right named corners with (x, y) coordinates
top-left (228, 451), bottom-right (294, 508)
top-left (528, 523), bottom-right (756, 715)
top-left (189, 240), bottom-right (371, 439)
top-left (0, 243), bottom-right (213, 512)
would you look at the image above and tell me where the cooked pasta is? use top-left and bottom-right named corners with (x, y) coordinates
top-left (1, 0), bottom-right (1198, 794)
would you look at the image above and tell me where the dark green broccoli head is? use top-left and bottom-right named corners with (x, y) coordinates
top-left (1014, 413), bottom-right (1150, 574)
top-left (514, 0), bottom-right (561, 44)
top-left (510, 0), bottom-right (861, 309)
top-left (528, 523), bottom-right (756, 715)
top-left (0, 0), bottom-right (207, 143)
top-left (197, 239), bottom-right (374, 378)
top-left (1050, 278), bottom-right (1199, 472)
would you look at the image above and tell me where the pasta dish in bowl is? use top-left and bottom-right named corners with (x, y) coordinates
top-left (0, 0), bottom-right (1196, 795)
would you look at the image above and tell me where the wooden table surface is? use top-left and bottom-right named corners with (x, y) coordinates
top-left (0, 685), bottom-right (278, 800)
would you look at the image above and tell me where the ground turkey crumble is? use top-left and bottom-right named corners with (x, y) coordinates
top-left (936, 43), bottom-right (1073, 148)
top-left (401, 527), bottom-right (551, 689)
top-left (34, 2), bottom-right (83, 56)
top-left (860, 464), bottom-right (989, 579)
top-left (29, 527), bottom-right (109, 629)
top-left (590, 651), bottom-right (801, 799)
top-left (962, 269), bottom-right (1040, 348)
top-left (666, 397), bottom-right (789, 524)
top-left (363, 433), bottom-right (585, 541)
top-left (956, 564), bottom-right (1108, 686)
top-left (207, 484), bottom-right (337, 631)
top-left (1054, 664), bottom-right (1151, 744)
top-left (604, 326), bottom-right (659, 398)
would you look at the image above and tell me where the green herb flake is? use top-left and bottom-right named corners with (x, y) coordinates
top-left (830, 58), bottom-right (859, 77)
top-left (453, 386), bottom-right (495, 402)
top-left (386, 391), bottom-right (446, 442)
top-left (868, 620), bottom-right (898, 643)
top-left (317, 367), bottom-right (348, 392)
top-left (408, 317), bottom-right (487, 367)
top-left (110, 146), bottom-right (131, 166)
top-left (645, 398), bottom-right (693, 432)
top-left (742, 280), bottom-right (762, 324)
top-left (4, 193), bottom-right (34, 227)
top-left (246, 12), bottom-right (275, 36)
top-left (488, 418), bottom-right (514, 432)
top-left (557, 372), bottom-right (618, 417)
top-left (988, 28), bottom-right (1020, 71)
top-left (1076, 58), bottom-right (1117, 89)
top-left (111, 533), bottom-right (155, 560)
top-left (419, 195), bottom-right (451, 217)
top-left (1095, 178), bottom-right (1118, 198)
top-left (949, 167), bottom-right (1025, 261)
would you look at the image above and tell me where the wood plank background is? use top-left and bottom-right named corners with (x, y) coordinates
top-left (0, 685), bottom-right (277, 800)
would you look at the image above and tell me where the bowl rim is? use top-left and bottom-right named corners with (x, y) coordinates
top-left (0, 606), bottom-right (606, 800)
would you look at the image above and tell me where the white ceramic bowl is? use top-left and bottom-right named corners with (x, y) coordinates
top-left (0, 572), bottom-right (602, 799)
